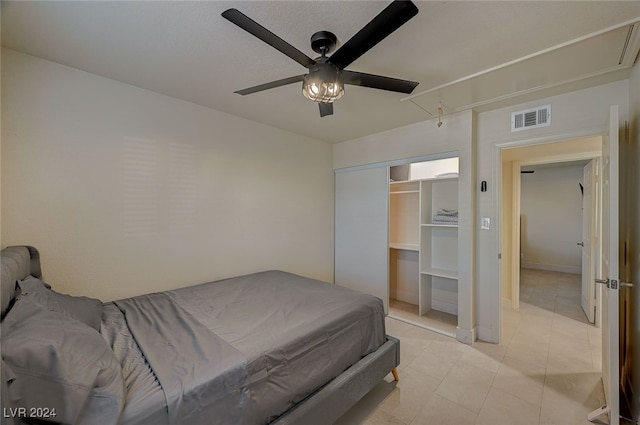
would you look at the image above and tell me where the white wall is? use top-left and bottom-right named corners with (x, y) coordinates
top-left (520, 164), bottom-right (584, 273)
top-left (333, 111), bottom-right (472, 170)
top-left (626, 61), bottom-right (640, 422)
top-left (476, 80), bottom-right (629, 342)
top-left (1, 48), bottom-right (334, 301)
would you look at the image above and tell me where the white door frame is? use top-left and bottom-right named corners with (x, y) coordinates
top-left (493, 131), bottom-right (604, 343)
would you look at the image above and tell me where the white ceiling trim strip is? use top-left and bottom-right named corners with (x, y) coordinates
top-left (401, 16), bottom-right (640, 102)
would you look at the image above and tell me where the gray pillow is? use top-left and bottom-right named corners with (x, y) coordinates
top-left (1, 296), bottom-right (125, 425)
top-left (17, 275), bottom-right (103, 331)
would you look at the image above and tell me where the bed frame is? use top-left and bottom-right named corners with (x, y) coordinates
top-left (0, 246), bottom-right (400, 425)
top-left (272, 336), bottom-right (399, 425)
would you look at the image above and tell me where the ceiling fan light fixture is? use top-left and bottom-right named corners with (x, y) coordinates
top-left (302, 65), bottom-right (344, 104)
top-left (222, 1), bottom-right (419, 116)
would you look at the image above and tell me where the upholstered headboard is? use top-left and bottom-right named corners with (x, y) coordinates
top-left (1, 246), bottom-right (42, 317)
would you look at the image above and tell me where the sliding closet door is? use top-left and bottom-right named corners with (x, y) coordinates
top-left (335, 166), bottom-right (389, 313)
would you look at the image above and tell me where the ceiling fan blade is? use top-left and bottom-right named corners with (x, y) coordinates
top-left (222, 9), bottom-right (316, 69)
top-left (341, 70), bottom-right (418, 94)
top-left (234, 75), bottom-right (306, 95)
top-left (327, 1), bottom-right (418, 70)
top-left (319, 103), bottom-right (333, 117)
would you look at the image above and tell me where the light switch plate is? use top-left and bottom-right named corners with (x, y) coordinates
top-left (481, 217), bottom-right (491, 230)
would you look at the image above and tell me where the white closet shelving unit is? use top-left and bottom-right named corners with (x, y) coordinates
top-left (388, 162), bottom-right (459, 335)
top-left (419, 177), bottom-right (459, 317)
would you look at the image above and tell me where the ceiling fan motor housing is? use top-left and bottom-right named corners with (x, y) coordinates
top-left (310, 31), bottom-right (338, 55)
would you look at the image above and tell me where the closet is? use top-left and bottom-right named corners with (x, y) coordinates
top-left (335, 154), bottom-right (471, 342)
top-left (389, 158), bottom-right (459, 336)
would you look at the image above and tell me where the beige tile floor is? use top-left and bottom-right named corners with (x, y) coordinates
top-left (335, 269), bottom-right (606, 425)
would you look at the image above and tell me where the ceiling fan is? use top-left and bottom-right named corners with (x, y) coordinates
top-left (221, 0), bottom-right (420, 117)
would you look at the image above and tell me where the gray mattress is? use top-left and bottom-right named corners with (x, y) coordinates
top-left (105, 270), bottom-right (386, 425)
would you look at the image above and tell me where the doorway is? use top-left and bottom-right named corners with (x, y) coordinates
top-left (500, 136), bottom-right (602, 317)
top-left (518, 160), bottom-right (595, 325)
top-left (499, 136), bottom-right (606, 422)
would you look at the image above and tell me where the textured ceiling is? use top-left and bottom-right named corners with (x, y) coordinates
top-left (3, 1), bottom-right (640, 143)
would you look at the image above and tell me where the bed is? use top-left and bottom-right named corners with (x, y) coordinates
top-left (1, 246), bottom-right (400, 425)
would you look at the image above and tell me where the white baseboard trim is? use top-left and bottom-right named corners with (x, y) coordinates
top-left (456, 326), bottom-right (475, 345)
top-left (521, 262), bottom-right (581, 275)
top-left (387, 315), bottom-right (456, 339)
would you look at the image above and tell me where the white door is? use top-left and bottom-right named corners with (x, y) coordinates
top-left (581, 160), bottom-right (596, 323)
top-left (334, 166), bottom-right (389, 313)
top-left (598, 105), bottom-right (620, 425)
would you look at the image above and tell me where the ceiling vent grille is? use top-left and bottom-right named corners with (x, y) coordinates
top-left (511, 105), bottom-right (551, 132)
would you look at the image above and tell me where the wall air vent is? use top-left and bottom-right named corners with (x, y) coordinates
top-left (511, 105), bottom-right (551, 132)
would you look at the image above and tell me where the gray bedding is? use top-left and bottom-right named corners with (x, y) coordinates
top-left (109, 270), bottom-right (386, 425)
top-left (101, 304), bottom-right (168, 425)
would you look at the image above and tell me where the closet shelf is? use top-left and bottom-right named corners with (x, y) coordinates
top-left (390, 190), bottom-right (420, 195)
top-left (390, 242), bottom-right (419, 251)
top-left (421, 268), bottom-right (458, 280)
top-left (421, 223), bottom-right (459, 228)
